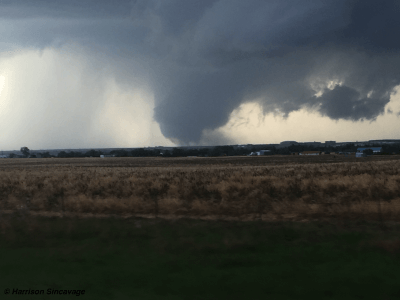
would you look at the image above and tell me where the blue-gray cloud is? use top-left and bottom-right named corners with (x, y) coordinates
top-left (1, 0), bottom-right (400, 144)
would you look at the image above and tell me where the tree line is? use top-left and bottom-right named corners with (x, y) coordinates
top-left (13, 143), bottom-right (400, 158)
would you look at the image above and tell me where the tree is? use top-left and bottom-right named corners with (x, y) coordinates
top-left (172, 148), bottom-right (185, 157)
top-left (57, 151), bottom-right (68, 158)
top-left (84, 149), bottom-right (103, 157)
top-left (111, 149), bottom-right (129, 157)
top-left (41, 152), bottom-right (52, 158)
top-left (163, 150), bottom-right (171, 157)
top-left (363, 149), bottom-right (374, 156)
top-left (210, 147), bottom-right (223, 157)
top-left (20, 147), bottom-right (30, 157)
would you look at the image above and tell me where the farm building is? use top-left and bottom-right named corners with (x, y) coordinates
top-left (299, 151), bottom-right (322, 155)
top-left (248, 150), bottom-right (271, 156)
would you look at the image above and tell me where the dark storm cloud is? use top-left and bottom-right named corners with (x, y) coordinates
top-left (0, 0), bottom-right (132, 19)
top-left (2, 0), bottom-right (400, 144)
top-left (152, 0), bottom-right (400, 143)
top-left (317, 85), bottom-right (388, 121)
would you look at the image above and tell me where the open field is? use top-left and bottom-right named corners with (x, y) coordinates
top-left (2, 156), bottom-right (400, 299)
top-left (1, 216), bottom-right (400, 299)
top-left (1, 155), bottom-right (400, 221)
top-left (1, 153), bottom-right (399, 168)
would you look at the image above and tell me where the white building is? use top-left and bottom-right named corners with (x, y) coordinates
top-left (248, 150), bottom-right (271, 156)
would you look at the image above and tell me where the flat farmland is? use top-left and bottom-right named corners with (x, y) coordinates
top-left (0, 153), bottom-right (398, 168)
top-left (2, 156), bottom-right (400, 299)
top-left (1, 155), bottom-right (400, 221)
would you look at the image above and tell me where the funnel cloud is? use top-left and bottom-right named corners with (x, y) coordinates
top-left (1, 0), bottom-right (400, 146)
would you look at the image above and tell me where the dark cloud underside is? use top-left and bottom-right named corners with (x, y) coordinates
top-left (1, 0), bottom-right (400, 144)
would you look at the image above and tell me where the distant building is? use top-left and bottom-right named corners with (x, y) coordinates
top-left (0, 155), bottom-right (7, 158)
top-left (248, 150), bottom-right (271, 156)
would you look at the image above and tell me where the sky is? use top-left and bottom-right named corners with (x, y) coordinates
top-left (1, 0), bottom-right (400, 150)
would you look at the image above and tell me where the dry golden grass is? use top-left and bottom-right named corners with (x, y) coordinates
top-left (1, 156), bottom-right (400, 221)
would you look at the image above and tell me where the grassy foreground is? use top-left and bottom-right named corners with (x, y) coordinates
top-left (1, 215), bottom-right (400, 299)
top-left (2, 157), bottom-right (400, 220)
